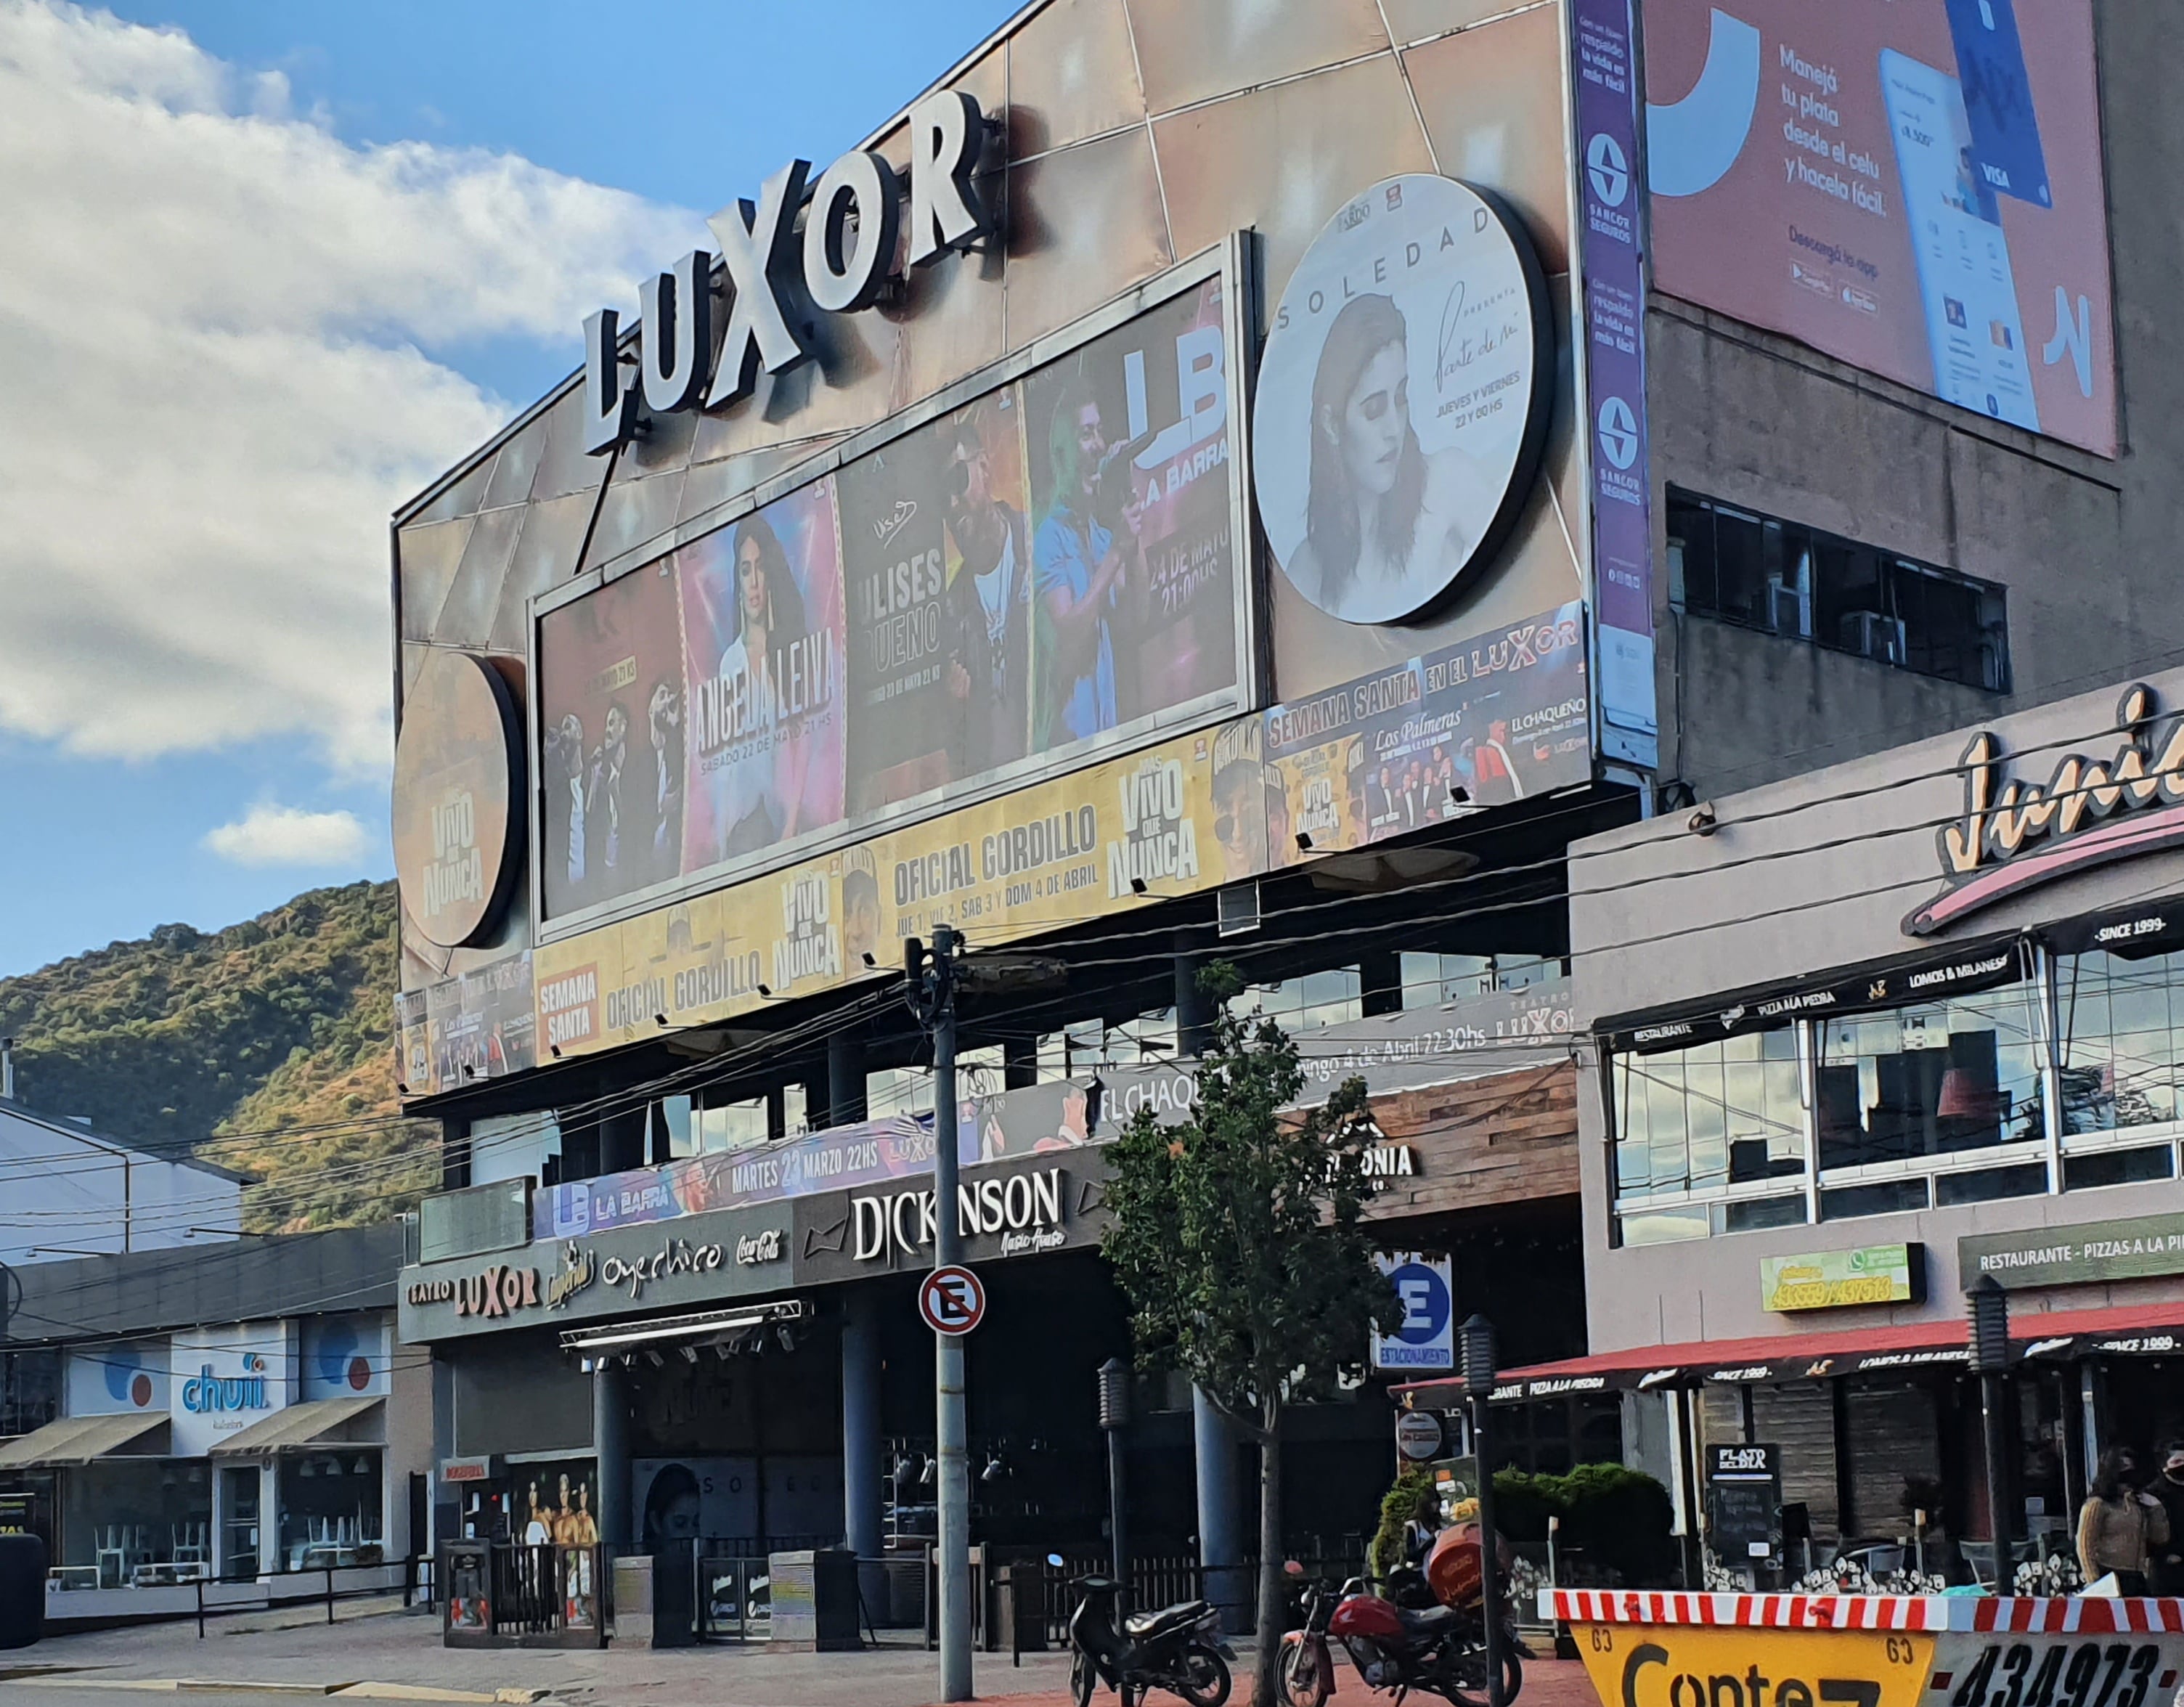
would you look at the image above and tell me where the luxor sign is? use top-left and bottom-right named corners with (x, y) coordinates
top-left (581, 91), bottom-right (992, 456)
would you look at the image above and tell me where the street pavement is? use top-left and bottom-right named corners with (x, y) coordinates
top-left (0, 1605), bottom-right (1603, 1707)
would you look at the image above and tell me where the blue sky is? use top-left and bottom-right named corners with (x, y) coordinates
top-left (0, 0), bottom-right (1019, 978)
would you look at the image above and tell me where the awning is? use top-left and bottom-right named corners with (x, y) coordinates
top-left (0, 1411), bottom-right (168, 1468)
top-left (1397, 1299), bottom-right (2184, 1406)
top-left (208, 1396), bottom-right (383, 1457)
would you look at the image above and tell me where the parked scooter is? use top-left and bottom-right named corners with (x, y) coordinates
top-left (1276, 1527), bottom-right (1528, 1707)
top-left (1057, 1561), bottom-right (1236, 1707)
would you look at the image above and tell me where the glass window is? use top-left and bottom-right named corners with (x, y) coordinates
top-left (1617, 1205), bottom-right (1710, 1247)
top-left (2056, 948), bottom-right (2184, 1138)
top-left (1668, 486), bottom-right (2008, 691)
top-left (278, 1451), bottom-right (383, 1568)
top-left (865, 1066), bottom-right (934, 1118)
top-left (1814, 982), bottom-right (2043, 1170)
top-left (1934, 1161), bottom-right (2049, 1207)
top-left (2063, 1145), bottom-right (2176, 1191)
top-left (1401, 952), bottom-right (1492, 1008)
top-left (1820, 1178), bottom-right (1930, 1220)
top-left (1250, 969), bottom-right (1362, 1034)
top-left (1612, 1028), bottom-right (1804, 1199)
top-left (696, 1095), bottom-right (769, 1152)
top-left (656, 1094), bottom-right (696, 1160)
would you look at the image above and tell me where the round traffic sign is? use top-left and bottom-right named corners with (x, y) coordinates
top-left (919, 1265), bottom-right (987, 1337)
top-left (1395, 1411), bottom-right (1445, 1462)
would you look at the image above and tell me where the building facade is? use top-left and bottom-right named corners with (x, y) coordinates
top-left (387, 0), bottom-right (2180, 1607)
top-left (0, 1227), bottom-right (433, 1621)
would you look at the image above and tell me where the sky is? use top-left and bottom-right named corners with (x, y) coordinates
top-left (0, 0), bottom-right (1021, 977)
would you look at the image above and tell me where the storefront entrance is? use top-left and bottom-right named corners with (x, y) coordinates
top-left (219, 1463), bottom-right (261, 1580)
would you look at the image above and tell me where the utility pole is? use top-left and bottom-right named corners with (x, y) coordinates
top-left (912, 926), bottom-right (973, 1702)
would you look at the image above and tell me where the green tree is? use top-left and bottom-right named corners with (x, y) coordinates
top-left (1100, 964), bottom-right (1395, 1706)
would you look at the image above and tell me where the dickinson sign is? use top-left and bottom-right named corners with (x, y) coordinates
top-left (581, 90), bottom-right (991, 455)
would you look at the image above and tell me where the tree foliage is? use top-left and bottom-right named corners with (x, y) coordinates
top-left (1100, 962), bottom-right (1396, 1698)
top-left (0, 879), bottom-right (434, 1231)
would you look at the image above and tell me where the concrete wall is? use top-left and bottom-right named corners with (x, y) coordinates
top-left (1645, 0), bottom-right (2184, 801)
top-left (1568, 667), bottom-right (2184, 1353)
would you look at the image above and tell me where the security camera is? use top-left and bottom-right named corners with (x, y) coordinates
top-left (1687, 804), bottom-right (1718, 837)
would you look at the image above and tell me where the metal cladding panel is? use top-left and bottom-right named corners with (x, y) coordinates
top-left (492, 489), bottom-right (595, 653)
top-left (527, 387), bottom-right (606, 504)
top-left (433, 505), bottom-right (523, 651)
top-left (397, 518), bottom-right (475, 644)
top-left (1, 1226), bottom-right (404, 1347)
top-left (611, 396), bottom-right (699, 484)
top-left (1007, 0), bottom-right (1146, 153)
top-left (586, 469), bottom-right (687, 579)
top-left (1401, 4), bottom-right (1574, 274)
top-left (481, 417), bottom-right (545, 511)
top-left (1382, 0), bottom-right (1539, 46)
top-left (409, 455), bottom-right (496, 526)
top-left (1151, 54), bottom-right (1435, 314)
top-left (1122, 0), bottom-right (1393, 115)
top-left (1001, 126), bottom-right (1175, 355)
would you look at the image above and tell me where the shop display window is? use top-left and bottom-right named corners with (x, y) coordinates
top-left (277, 1451), bottom-right (383, 1568)
top-left (2055, 945), bottom-right (2184, 1138)
top-left (62, 1459), bottom-right (212, 1580)
top-left (1611, 1026), bottom-right (1804, 1199)
top-left (1814, 982), bottom-right (2043, 1171)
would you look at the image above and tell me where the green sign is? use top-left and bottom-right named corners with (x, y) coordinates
top-left (1957, 1213), bottom-right (2184, 1291)
top-left (1761, 1244), bottom-right (1921, 1311)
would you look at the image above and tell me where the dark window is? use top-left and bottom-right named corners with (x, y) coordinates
top-left (1934, 1161), bottom-right (2049, 1206)
top-left (2063, 1146), bottom-right (2177, 1191)
top-left (1722, 1194), bottom-right (1807, 1233)
top-left (1820, 1178), bottom-right (1931, 1220)
top-left (1666, 488), bottom-right (2009, 692)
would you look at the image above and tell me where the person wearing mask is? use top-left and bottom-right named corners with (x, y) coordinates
top-left (2077, 1446), bottom-right (2169, 1593)
top-left (2151, 1442), bottom-right (2184, 1594)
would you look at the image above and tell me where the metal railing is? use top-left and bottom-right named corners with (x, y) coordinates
top-left (416, 1179), bottom-right (533, 1263)
top-left (184, 1554), bottom-right (433, 1639)
top-left (441, 1542), bottom-right (610, 1648)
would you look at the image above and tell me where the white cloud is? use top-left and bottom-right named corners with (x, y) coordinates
top-left (203, 802), bottom-right (369, 867)
top-left (0, 1), bottom-right (707, 773)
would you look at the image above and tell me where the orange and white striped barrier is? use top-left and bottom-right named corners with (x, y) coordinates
top-left (1552, 1588), bottom-right (2184, 1707)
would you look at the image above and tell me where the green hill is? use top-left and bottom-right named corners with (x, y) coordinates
top-left (0, 880), bottom-right (436, 1233)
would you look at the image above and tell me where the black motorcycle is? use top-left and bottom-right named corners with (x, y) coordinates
top-left (1060, 1567), bottom-right (1235, 1707)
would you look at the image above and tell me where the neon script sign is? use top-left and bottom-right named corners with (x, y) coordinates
top-left (1907, 683), bottom-right (2184, 935)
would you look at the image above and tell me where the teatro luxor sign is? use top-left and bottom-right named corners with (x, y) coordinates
top-left (581, 90), bottom-right (991, 455)
top-left (1907, 683), bottom-right (2184, 935)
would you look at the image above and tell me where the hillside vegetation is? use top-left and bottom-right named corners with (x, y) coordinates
top-left (0, 880), bottom-right (435, 1232)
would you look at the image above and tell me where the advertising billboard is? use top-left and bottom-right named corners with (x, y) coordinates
top-left (534, 269), bottom-right (1245, 926)
top-left (1641, 0), bottom-right (2114, 455)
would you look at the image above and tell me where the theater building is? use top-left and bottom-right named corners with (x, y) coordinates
top-left (388, 0), bottom-right (2177, 1608)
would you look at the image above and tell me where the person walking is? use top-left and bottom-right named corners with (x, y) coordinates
top-left (2149, 1442), bottom-right (2184, 1595)
top-left (2077, 1446), bottom-right (2169, 1593)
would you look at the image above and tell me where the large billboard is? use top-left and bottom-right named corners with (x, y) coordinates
top-left (535, 271), bottom-right (1245, 925)
top-left (1641, 0), bottom-right (2114, 455)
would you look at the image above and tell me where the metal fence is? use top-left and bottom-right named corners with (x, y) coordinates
top-left (441, 1542), bottom-right (610, 1649)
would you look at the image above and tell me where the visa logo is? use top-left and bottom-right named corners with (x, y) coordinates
top-left (1981, 163), bottom-right (2013, 188)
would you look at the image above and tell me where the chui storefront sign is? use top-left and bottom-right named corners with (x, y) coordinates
top-left (582, 91), bottom-right (991, 455)
top-left (1907, 683), bottom-right (2184, 936)
top-left (182, 1354), bottom-right (269, 1414)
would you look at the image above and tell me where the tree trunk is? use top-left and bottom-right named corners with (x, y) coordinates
top-left (1253, 1407), bottom-right (1284, 1707)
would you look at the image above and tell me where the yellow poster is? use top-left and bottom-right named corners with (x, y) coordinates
top-left (533, 717), bottom-right (1275, 1061)
top-left (1571, 1621), bottom-right (1935, 1707)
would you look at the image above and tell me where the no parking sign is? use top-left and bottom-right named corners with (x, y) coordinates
top-left (1369, 1251), bottom-right (1454, 1372)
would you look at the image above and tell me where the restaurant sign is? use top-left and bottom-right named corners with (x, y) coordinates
top-left (1907, 683), bottom-right (2184, 937)
top-left (1957, 1210), bottom-right (2184, 1291)
top-left (1760, 1244), bottom-right (1923, 1313)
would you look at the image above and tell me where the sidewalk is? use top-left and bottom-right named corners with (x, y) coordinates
top-left (12, 1605), bottom-right (1602, 1707)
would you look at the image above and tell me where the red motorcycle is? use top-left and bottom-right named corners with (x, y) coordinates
top-left (1276, 1527), bottom-right (1526, 1707)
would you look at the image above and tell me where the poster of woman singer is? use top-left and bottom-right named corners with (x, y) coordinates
top-left (1251, 174), bottom-right (1552, 628)
top-left (677, 481), bottom-right (848, 872)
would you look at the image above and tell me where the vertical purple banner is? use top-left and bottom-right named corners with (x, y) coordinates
top-left (1570, 0), bottom-right (1659, 770)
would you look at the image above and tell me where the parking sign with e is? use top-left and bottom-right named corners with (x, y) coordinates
top-left (1370, 1251), bottom-right (1454, 1371)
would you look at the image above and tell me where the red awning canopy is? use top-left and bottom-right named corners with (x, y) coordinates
top-left (1397, 1299), bottom-right (2184, 1406)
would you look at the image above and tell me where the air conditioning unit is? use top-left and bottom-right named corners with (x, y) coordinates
top-left (1765, 578), bottom-right (1806, 637)
top-left (1839, 610), bottom-right (1907, 664)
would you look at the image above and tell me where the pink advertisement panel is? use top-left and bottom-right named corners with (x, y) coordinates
top-left (1642, 0), bottom-right (2114, 456)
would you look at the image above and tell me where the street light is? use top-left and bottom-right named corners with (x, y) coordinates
top-left (1460, 1315), bottom-right (1503, 1707)
top-left (1968, 1276), bottom-right (2013, 1574)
